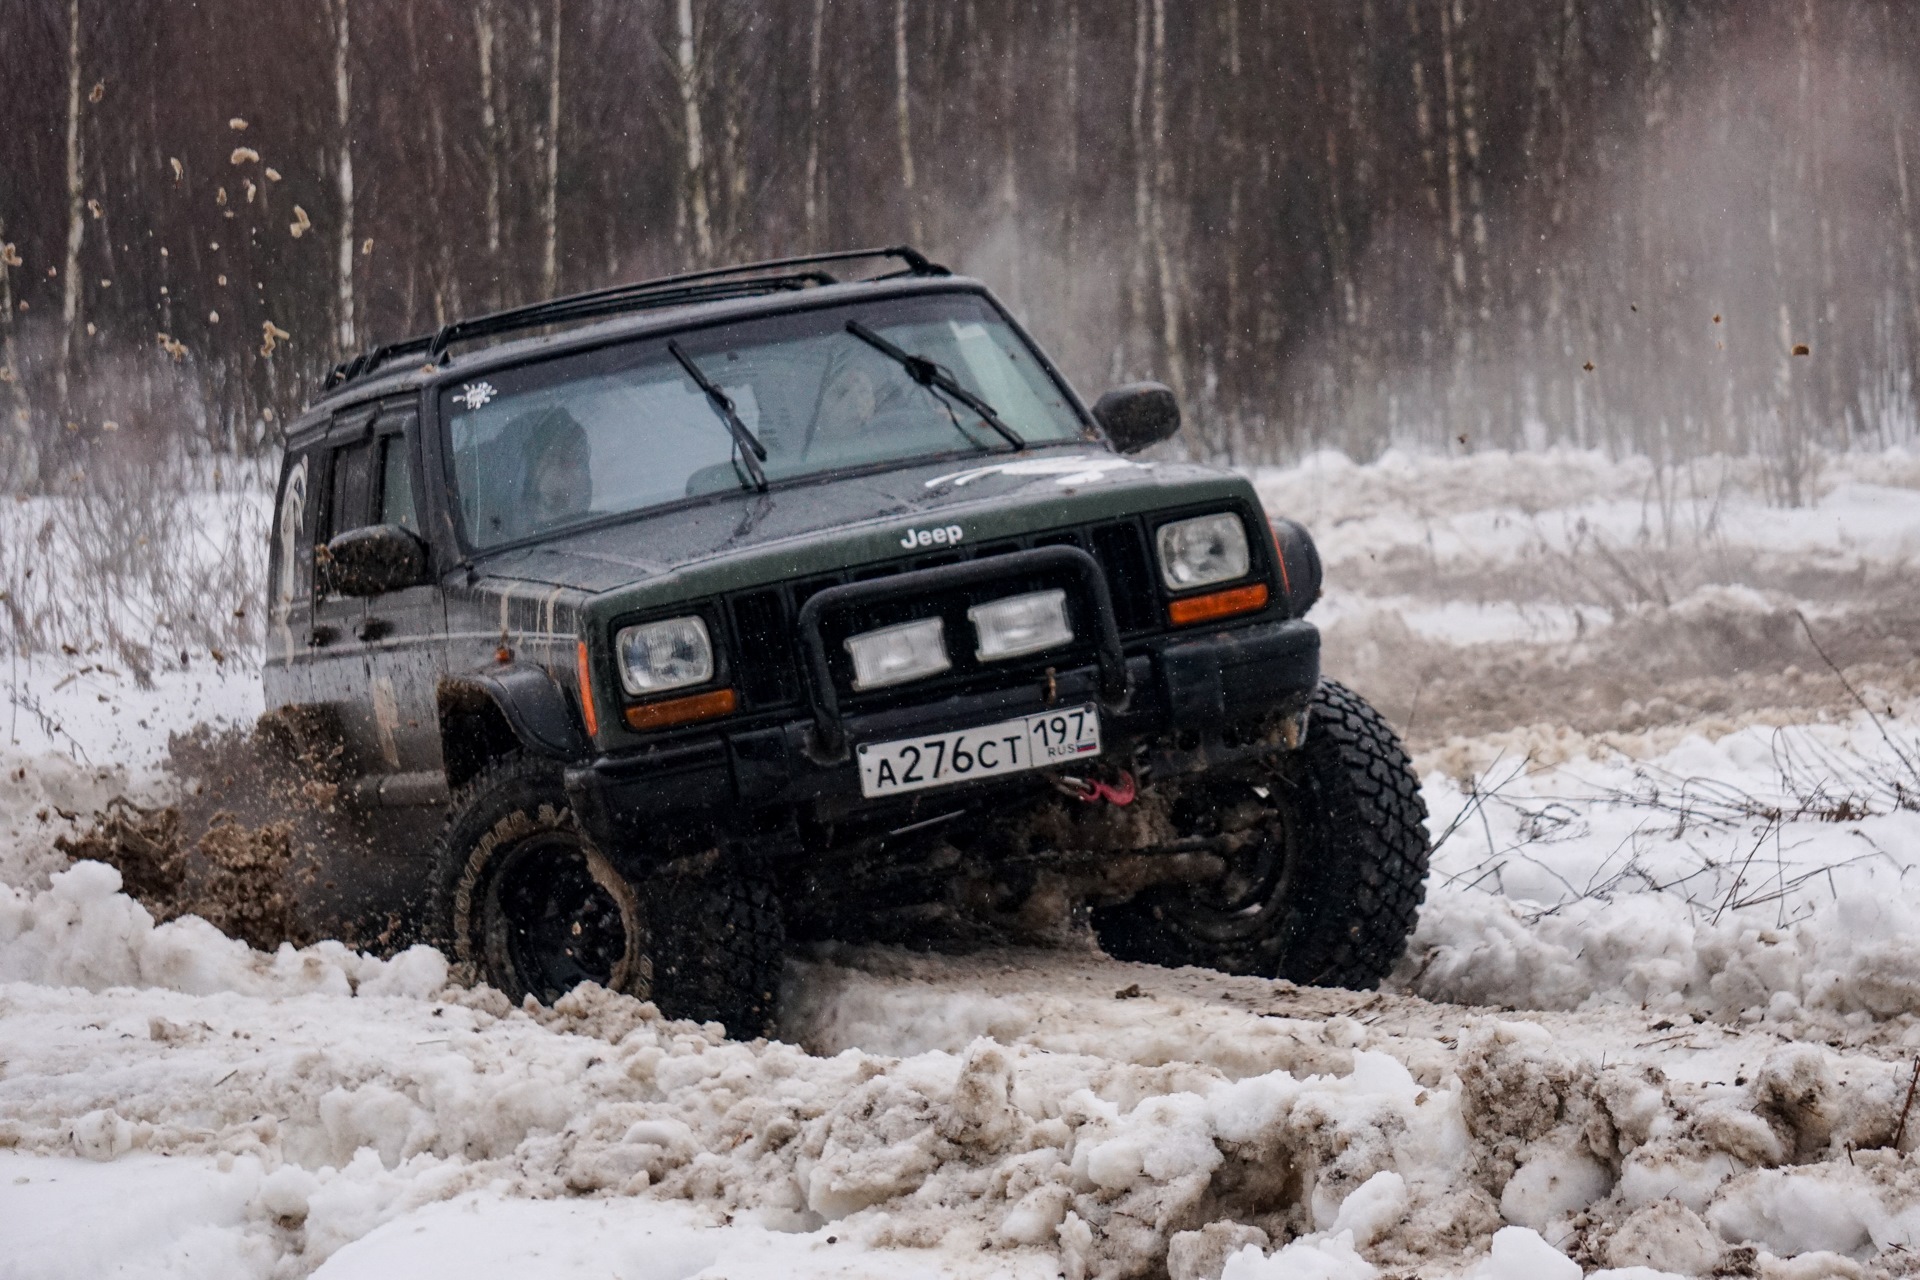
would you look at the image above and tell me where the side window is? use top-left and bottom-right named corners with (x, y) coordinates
top-left (377, 433), bottom-right (420, 534)
top-left (328, 438), bottom-right (376, 538)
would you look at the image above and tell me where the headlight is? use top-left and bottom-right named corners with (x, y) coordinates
top-left (968, 589), bottom-right (1072, 661)
top-left (845, 617), bottom-right (950, 690)
top-left (1156, 513), bottom-right (1250, 589)
top-left (616, 616), bottom-right (714, 695)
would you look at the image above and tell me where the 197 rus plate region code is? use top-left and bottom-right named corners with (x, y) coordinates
top-left (856, 704), bottom-right (1102, 798)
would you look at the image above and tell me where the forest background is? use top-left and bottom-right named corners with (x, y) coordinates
top-left (2, 0), bottom-right (1919, 498)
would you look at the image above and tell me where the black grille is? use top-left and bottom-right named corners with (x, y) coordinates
top-left (722, 518), bottom-right (1160, 712)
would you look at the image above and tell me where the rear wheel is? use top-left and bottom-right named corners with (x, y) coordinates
top-left (1092, 681), bottom-right (1429, 989)
top-left (432, 755), bottom-right (784, 1035)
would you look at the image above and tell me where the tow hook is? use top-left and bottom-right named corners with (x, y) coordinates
top-left (1053, 769), bottom-right (1137, 806)
top-left (1281, 708), bottom-right (1310, 751)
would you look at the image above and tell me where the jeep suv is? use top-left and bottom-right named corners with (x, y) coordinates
top-left (265, 247), bottom-right (1429, 1035)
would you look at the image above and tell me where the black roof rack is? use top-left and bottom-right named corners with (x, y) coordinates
top-left (321, 245), bottom-right (948, 393)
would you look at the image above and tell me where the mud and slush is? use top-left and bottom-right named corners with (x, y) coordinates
top-left (53, 717), bottom-right (432, 953)
top-left (17, 447), bottom-right (1920, 1276)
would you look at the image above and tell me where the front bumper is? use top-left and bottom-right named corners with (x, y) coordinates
top-left (565, 616), bottom-right (1320, 855)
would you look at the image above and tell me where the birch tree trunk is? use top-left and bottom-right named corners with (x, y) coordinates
top-left (999, 36), bottom-right (1023, 314)
top-left (0, 223), bottom-right (24, 460)
top-left (1896, 125), bottom-right (1920, 371)
top-left (332, 0), bottom-right (356, 357)
top-left (1062, 0), bottom-right (1079, 321)
top-left (1459, 1), bottom-right (1487, 323)
top-left (1127, 0), bottom-right (1149, 379)
top-left (1886, 0), bottom-right (1920, 374)
top-left (894, 0), bottom-right (921, 244)
top-left (1440, 0), bottom-right (1465, 318)
top-left (677, 0), bottom-right (713, 265)
top-left (476, 0), bottom-right (502, 306)
top-left (56, 0), bottom-right (84, 417)
top-left (1149, 0), bottom-right (1186, 406)
top-left (1222, 0), bottom-right (1243, 398)
top-left (542, 0), bottom-right (562, 297)
top-left (804, 0), bottom-right (825, 245)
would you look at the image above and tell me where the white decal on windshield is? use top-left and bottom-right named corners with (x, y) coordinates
top-left (456, 381), bottom-right (496, 410)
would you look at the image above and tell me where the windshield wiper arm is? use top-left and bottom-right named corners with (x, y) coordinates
top-left (668, 339), bottom-right (769, 492)
top-left (845, 320), bottom-right (1026, 451)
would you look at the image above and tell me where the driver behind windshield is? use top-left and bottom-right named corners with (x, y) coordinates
top-left (804, 351), bottom-right (911, 460)
top-left (516, 405), bottom-right (593, 535)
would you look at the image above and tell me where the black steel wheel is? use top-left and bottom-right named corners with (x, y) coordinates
top-left (1092, 680), bottom-right (1430, 989)
top-left (431, 754), bottom-right (783, 1035)
top-left (432, 754), bottom-right (647, 1005)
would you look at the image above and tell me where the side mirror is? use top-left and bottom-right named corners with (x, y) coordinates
top-left (1092, 382), bottom-right (1181, 454)
top-left (321, 524), bottom-right (429, 597)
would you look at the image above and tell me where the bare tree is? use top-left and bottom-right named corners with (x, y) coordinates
top-left (0, 0), bottom-right (1915, 473)
top-left (804, 0), bottom-right (826, 245)
top-left (676, 0), bottom-right (713, 264)
top-left (476, 0), bottom-right (503, 300)
top-left (1149, 0), bottom-right (1185, 403)
top-left (542, 0), bottom-right (562, 297)
top-left (55, 0), bottom-right (84, 418)
top-left (894, 0), bottom-right (921, 244)
top-left (330, 0), bottom-right (356, 357)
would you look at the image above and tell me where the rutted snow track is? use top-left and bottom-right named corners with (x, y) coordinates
top-left (6, 890), bottom-right (1920, 1279)
top-left (8, 446), bottom-right (1920, 1278)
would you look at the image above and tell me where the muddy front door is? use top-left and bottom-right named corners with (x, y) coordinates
top-left (356, 408), bottom-right (448, 800)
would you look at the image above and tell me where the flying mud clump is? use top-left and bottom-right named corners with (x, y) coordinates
top-left (51, 710), bottom-right (381, 951)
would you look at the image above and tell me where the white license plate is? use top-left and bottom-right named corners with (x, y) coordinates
top-left (856, 704), bottom-right (1102, 798)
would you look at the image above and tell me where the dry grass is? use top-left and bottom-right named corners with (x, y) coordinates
top-left (0, 446), bottom-right (268, 680)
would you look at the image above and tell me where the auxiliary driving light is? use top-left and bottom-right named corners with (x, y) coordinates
top-left (968, 589), bottom-right (1072, 661)
top-left (845, 617), bottom-right (951, 690)
top-left (1156, 513), bottom-right (1250, 589)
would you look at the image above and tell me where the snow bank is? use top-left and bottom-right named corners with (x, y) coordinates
top-left (1252, 445), bottom-right (1920, 574)
top-left (1399, 710), bottom-right (1920, 1028)
top-left (0, 860), bottom-right (445, 998)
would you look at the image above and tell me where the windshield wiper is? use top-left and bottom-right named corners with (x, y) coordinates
top-left (845, 320), bottom-right (1026, 451)
top-left (668, 339), bottom-right (770, 492)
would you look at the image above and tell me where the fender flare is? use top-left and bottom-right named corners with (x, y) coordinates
top-left (441, 664), bottom-right (590, 762)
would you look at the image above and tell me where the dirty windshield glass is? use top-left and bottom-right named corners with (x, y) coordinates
top-left (442, 293), bottom-right (1088, 549)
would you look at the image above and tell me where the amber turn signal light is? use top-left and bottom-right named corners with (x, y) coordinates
top-left (575, 641), bottom-right (599, 738)
top-left (1168, 581), bottom-right (1269, 627)
top-left (624, 686), bottom-right (737, 731)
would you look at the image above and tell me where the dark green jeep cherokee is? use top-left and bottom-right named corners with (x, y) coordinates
top-left (265, 248), bottom-right (1429, 1035)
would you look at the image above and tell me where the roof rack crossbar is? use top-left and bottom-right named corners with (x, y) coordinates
top-left (426, 271), bottom-right (835, 359)
top-left (323, 333), bottom-right (435, 391)
top-left (321, 245), bottom-right (945, 394)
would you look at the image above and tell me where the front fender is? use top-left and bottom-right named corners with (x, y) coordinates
top-left (442, 664), bottom-right (590, 762)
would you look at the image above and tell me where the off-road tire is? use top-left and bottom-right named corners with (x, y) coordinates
top-left (431, 754), bottom-right (784, 1036)
top-left (1092, 680), bottom-right (1429, 989)
top-left (652, 858), bottom-right (786, 1039)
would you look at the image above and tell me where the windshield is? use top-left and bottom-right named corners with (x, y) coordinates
top-left (441, 293), bottom-right (1090, 549)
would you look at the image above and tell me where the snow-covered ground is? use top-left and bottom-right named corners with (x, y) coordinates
top-left (5, 447), bottom-right (1920, 1278)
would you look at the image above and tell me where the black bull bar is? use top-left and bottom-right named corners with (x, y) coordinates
top-left (795, 545), bottom-right (1132, 760)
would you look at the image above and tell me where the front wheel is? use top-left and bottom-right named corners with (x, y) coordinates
top-left (431, 755), bottom-right (784, 1036)
top-left (1092, 681), bottom-right (1430, 989)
